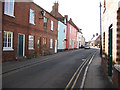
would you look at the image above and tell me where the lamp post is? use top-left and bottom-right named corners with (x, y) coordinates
top-left (100, 2), bottom-right (102, 57)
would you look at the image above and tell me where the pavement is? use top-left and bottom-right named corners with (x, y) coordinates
top-left (2, 49), bottom-right (115, 88)
top-left (84, 50), bottom-right (114, 88)
top-left (2, 49), bottom-right (82, 74)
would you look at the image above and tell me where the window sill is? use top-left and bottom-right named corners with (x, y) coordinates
top-left (28, 48), bottom-right (35, 50)
top-left (3, 48), bottom-right (14, 51)
top-left (29, 23), bottom-right (35, 25)
top-left (4, 13), bottom-right (15, 18)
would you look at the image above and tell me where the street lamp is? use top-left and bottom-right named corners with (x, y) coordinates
top-left (100, 2), bottom-right (102, 57)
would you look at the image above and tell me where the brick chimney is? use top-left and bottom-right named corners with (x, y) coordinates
top-left (51, 1), bottom-right (59, 17)
top-left (96, 33), bottom-right (98, 36)
top-left (69, 18), bottom-right (72, 21)
top-left (64, 15), bottom-right (68, 22)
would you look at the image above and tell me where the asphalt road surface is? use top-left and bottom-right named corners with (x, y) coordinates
top-left (3, 48), bottom-right (98, 88)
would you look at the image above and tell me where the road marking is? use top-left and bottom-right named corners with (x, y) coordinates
top-left (71, 56), bottom-right (90, 89)
top-left (65, 52), bottom-right (93, 89)
top-left (65, 59), bottom-right (87, 89)
top-left (82, 59), bottom-right (86, 61)
top-left (80, 52), bottom-right (96, 88)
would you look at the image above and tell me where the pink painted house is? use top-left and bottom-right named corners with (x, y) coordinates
top-left (65, 17), bottom-right (78, 50)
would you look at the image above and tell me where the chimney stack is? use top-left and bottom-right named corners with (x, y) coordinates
top-left (51, 2), bottom-right (59, 16)
top-left (64, 15), bottom-right (68, 22)
top-left (70, 18), bottom-right (72, 21)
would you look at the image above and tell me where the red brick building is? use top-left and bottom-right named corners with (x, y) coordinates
top-left (2, 1), bottom-right (58, 61)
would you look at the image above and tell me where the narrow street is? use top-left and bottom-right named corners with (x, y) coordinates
top-left (3, 49), bottom-right (98, 88)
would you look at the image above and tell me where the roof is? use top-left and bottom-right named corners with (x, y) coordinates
top-left (68, 19), bottom-right (82, 34)
top-left (91, 35), bottom-right (100, 41)
top-left (32, 2), bottom-right (58, 20)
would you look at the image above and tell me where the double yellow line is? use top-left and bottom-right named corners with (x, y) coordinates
top-left (65, 52), bottom-right (95, 89)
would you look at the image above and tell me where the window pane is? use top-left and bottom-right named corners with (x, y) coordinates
top-left (51, 20), bottom-right (53, 30)
top-left (4, 0), bottom-right (14, 16)
top-left (50, 39), bottom-right (53, 48)
top-left (4, 1), bottom-right (9, 13)
top-left (29, 9), bottom-right (35, 24)
top-left (8, 42), bottom-right (11, 47)
top-left (45, 38), bottom-right (46, 45)
top-left (4, 42), bottom-right (7, 47)
top-left (44, 17), bottom-right (47, 23)
top-left (8, 33), bottom-right (11, 43)
top-left (29, 35), bottom-right (34, 49)
top-left (3, 32), bottom-right (7, 47)
top-left (9, 1), bottom-right (13, 15)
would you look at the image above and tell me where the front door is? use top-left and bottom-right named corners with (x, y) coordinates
top-left (108, 24), bottom-right (113, 76)
top-left (18, 34), bottom-right (24, 57)
top-left (37, 37), bottom-right (41, 54)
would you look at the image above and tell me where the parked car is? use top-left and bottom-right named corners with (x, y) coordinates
top-left (84, 44), bottom-right (90, 49)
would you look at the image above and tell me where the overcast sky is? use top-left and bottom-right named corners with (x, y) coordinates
top-left (33, 0), bottom-right (101, 42)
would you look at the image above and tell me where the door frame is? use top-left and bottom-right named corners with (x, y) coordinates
top-left (18, 33), bottom-right (25, 57)
top-left (55, 40), bottom-right (57, 53)
top-left (37, 37), bottom-right (41, 54)
top-left (108, 24), bottom-right (113, 76)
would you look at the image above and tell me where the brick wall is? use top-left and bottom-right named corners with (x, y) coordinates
top-left (117, 8), bottom-right (120, 64)
top-left (112, 8), bottom-right (120, 88)
top-left (2, 2), bottom-right (58, 61)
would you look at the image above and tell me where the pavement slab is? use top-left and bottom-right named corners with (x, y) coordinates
top-left (84, 51), bottom-right (114, 88)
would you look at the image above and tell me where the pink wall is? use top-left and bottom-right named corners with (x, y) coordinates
top-left (66, 23), bottom-right (77, 49)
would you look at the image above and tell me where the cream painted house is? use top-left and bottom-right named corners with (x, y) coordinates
top-left (102, 0), bottom-right (120, 88)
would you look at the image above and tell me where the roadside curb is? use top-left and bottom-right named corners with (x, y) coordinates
top-left (80, 51), bottom-right (97, 88)
top-left (2, 49), bottom-right (84, 75)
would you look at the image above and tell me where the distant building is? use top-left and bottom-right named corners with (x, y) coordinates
top-left (81, 36), bottom-right (85, 47)
top-left (51, 2), bottom-right (82, 50)
top-left (90, 35), bottom-right (100, 48)
top-left (77, 29), bottom-right (82, 48)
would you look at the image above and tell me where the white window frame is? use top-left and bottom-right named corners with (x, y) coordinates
top-left (43, 38), bottom-right (47, 45)
top-left (70, 27), bottom-right (71, 34)
top-left (28, 35), bottom-right (34, 50)
top-left (50, 39), bottom-right (53, 49)
top-left (29, 9), bottom-right (35, 25)
top-left (43, 17), bottom-right (47, 28)
top-left (51, 20), bottom-right (54, 31)
top-left (4, 0), bottom-right (15, 17)
top-left (3, 31), bottom-right (13, 51)
top-left (44, 17), bottom-right (47, 23)
top-left (43, 38), bottom-right (45, 45)
top-left (58, 24), bottom-right (60, 32)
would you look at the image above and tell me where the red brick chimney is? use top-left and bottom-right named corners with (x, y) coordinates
top-left (51, 1), bottom-right (59, 17)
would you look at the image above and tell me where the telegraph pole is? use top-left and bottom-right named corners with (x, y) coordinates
top-left (100, 2), bottom-right (102, 57)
